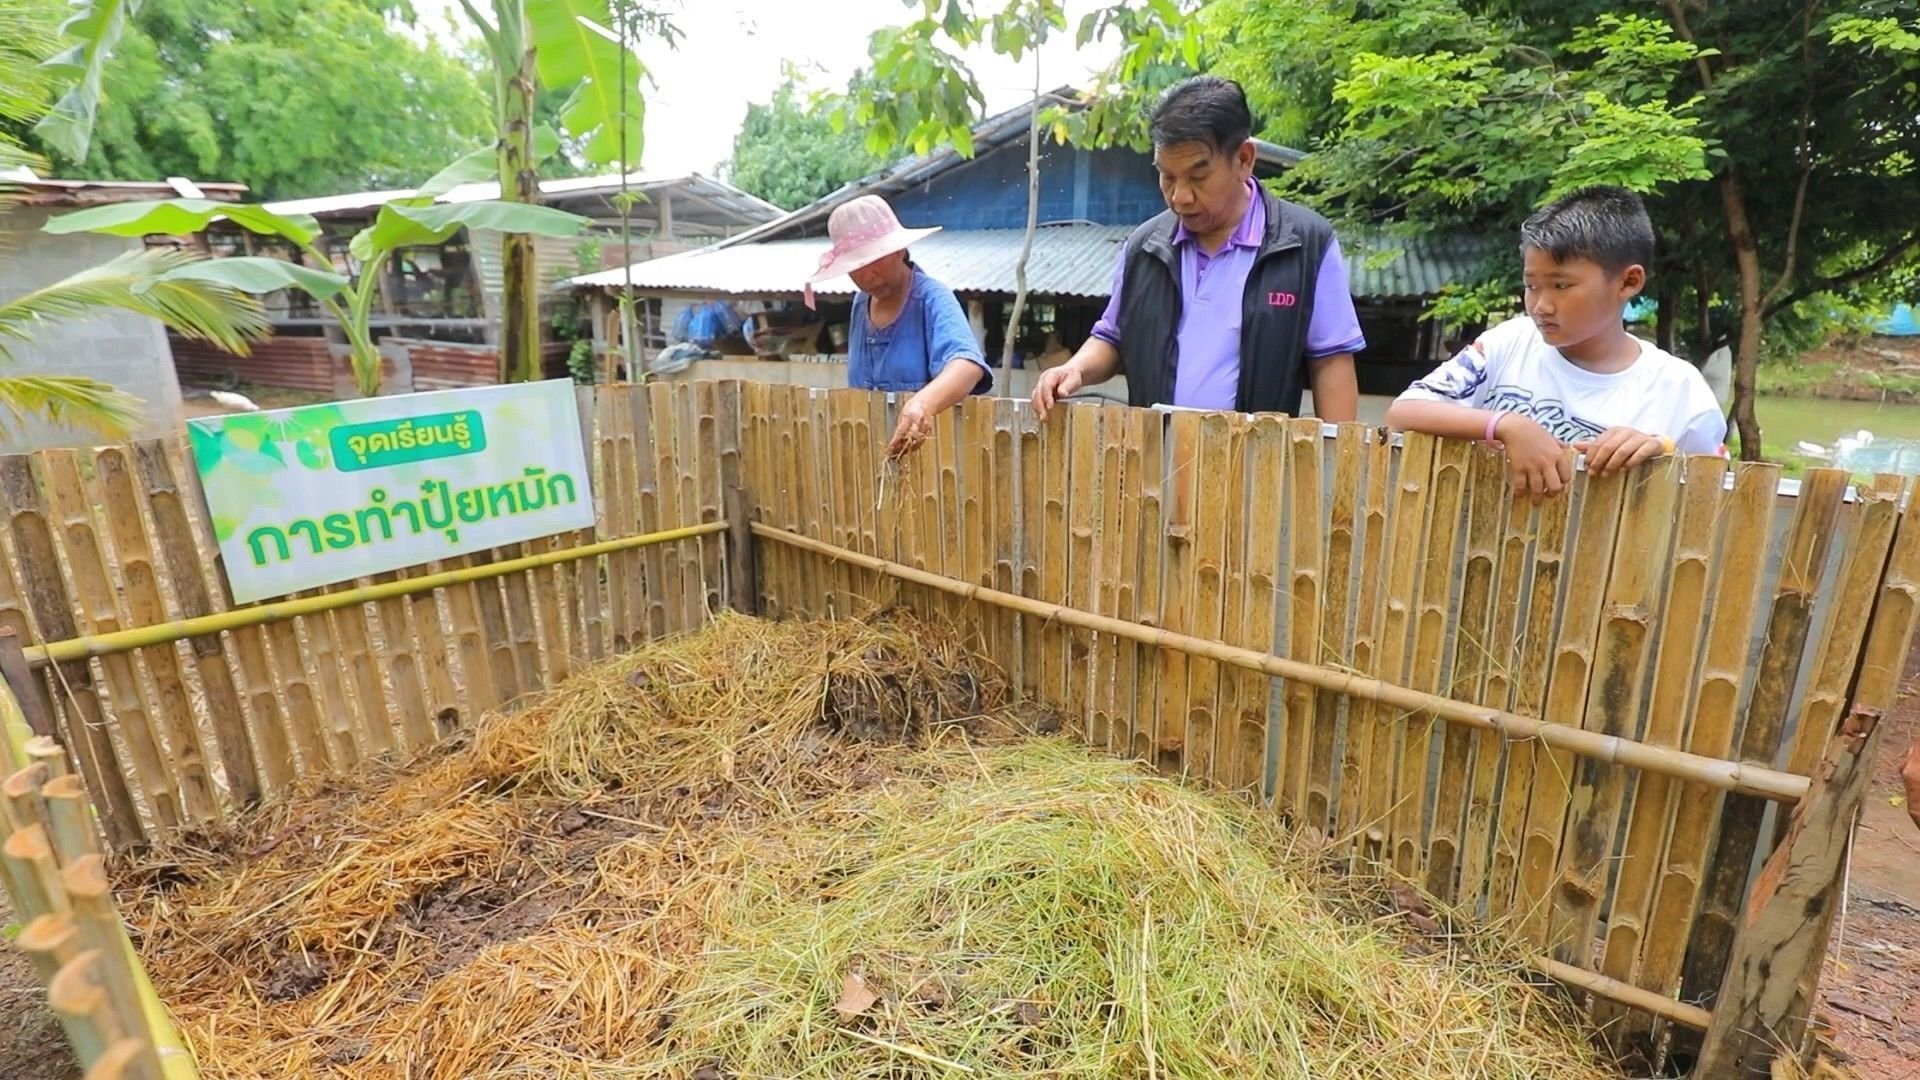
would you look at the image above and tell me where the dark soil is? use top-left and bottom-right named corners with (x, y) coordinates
top-left (0, 897), bottom-right (74, 1080)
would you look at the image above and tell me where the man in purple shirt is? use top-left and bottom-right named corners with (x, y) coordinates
top-left (1032, 76), bottom-right (1366, 419)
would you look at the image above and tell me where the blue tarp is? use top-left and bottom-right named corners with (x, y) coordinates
top-left (1873, 303), bottom-right (1918, 337)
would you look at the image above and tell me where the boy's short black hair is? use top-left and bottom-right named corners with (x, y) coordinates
top-left (1150, 76), bottom-right (1252, 158)
top-left (1519, 186), bottom-right (1656, 276)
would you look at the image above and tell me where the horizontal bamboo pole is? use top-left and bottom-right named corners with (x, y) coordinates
top-left (1531, 955), bottom-right (1711, 1032)
top-left (23, 521), bottom-right (727, 668)
top-left (754, 524), bottom-right (1811, 805)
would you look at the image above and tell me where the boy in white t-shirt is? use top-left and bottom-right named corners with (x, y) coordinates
top-left (1386, 186), bottom-right (1726, 501)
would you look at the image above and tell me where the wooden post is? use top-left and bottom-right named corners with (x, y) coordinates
top-left (1694, 703), bottom-right (1885, 1077)
top-left (0, 632), bottom-right (54, 739)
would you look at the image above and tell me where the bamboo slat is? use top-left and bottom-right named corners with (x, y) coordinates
top-left (1130, 411), bottom-right (1166, 765)
top-left (37, 451), bottom-right (187, 830)
top-left (934, 404), bottom-right (965, 633)
top-left (293, 601), bottom-right (362, 767)
top-left (1488, 489), bottom-right (1571, 919)
top-left (670, 382), bottom-right (707, 629)
top-left (632, 384), bottom-right (671, 635)
top-left (1432, 444), bottom-right (1510, 902)
top-left (1090, 407), bottom-right (1126, 754)
top-left (1392, 437), bottom-right (1470, 877)
top-left (1336, 430), bottom-right (1393, 838)
top-left (1677, 467), bottom-right (1849, 1022)
top-left (258, 593), bottom-right (330, 776)
top-left (648, 383), bottom-right (690, 629)
top-left (0, 456), bottom-right (141, 850)
top-left (909, 393), bottom-right (944, 627)
top-left (1038, 408), bottom-right (1070, 709)
top-left (1016, 404), bottom-right (1044, 699)
top-left (602, 385), bottom-right (640, 643)
top-left (1311, 425), bottom-right (1364, 830)
top-left (132, 442), bottom-right (265, 808)
top-left (1625, 461), bottom-right (1779, 1055)
top-left (438, 553), bottom-right (498, 721)
top-left (963, 399), bottom-right (997, 655)
top-left (406, 571), bottom-right (460, 740)
top-left (1594, 454), bottom-right (1728, 1056)
top-left (759, 385), bottom-right (793, 616)
top-left (802, 388), bottom-right (834, 619)
top-left (868, 392), bottom-right (897, 577)
top-left (1155, 411), bottom-right (1201, 777)
top-left (693, 381), bottom-right (727, 618)
top-left (1549, 457), bottom-right (1682, 967)
top-left (369, 573), bottom-right (434, 752)
top-left (88, 449), bottom-right (223, 821)
top-left (1356, 433), bottom-right (1435, 863)
top-left (1282, 418), bottom-right (1324, 818)
top-left (743, 383), bottom-right (776, 614)
top-left (1183, 415), bottom-right (1234, 785)
top-left (991, 399), bottom-right (1020, 691)
top-left (1065, 405), bottom-right (1100, 737)
top-left (570, 386), bottom-right (608, 658)
top-left (1214, 415), bottom-right (1253, 792)
top-left (1514, 468), bottom-right (1626, 948)
top-left (1233, 418), bottom-right (1283, 801)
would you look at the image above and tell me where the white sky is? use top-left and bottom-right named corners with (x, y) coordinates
top-left (415, 0), bottom-right (1121, 177)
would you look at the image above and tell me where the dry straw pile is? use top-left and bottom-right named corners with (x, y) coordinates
top-left (115, 612), bottom-right (1607, 1078)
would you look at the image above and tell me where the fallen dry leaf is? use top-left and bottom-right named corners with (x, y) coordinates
top-left (835, 972), bottom-right (879, 1018)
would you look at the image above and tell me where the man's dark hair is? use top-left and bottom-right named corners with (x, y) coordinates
top-left (1519, 185), bottom-right (1656, 275)
top-left (1150, 75), bottom-right (1252, 157)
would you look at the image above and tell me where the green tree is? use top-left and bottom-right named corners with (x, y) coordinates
top-left (27, 0), bottom-right (493, 201)
top-left (3, 0), bottom-right (270, 439)
top-left (1085, 0), bottom-right (1920, 460)
top-left (725, 73), bottom-right (886, 211)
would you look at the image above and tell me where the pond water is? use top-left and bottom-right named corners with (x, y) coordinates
top-left (1757, 397), bottom-right (1920, 475)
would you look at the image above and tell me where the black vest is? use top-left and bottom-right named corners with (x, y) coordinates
top-left (1113, 188), bottom-right (1336, 415)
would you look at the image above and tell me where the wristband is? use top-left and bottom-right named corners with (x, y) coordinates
top-left (1483, 411), bottom-right (1504, 444)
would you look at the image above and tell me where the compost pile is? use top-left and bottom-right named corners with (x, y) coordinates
top-left (116, 611), bottom-right (1608, 1079)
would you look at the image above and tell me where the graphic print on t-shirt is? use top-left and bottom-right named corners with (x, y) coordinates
top-left (1477, 386), bottom-right (1606, 443)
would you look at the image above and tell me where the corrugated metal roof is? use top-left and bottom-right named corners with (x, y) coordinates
top-left (570, 224), bottom-right (1132, 298)
top-left (1340, 231), bottom-right (1496, 301)
top-left (264, 172), bottom-right (781, 227)
top-left (572, 224), bottom-right (1491, 301)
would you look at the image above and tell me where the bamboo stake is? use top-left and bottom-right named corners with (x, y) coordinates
top-left (752, 523), bottom-right (1809, 802)
top-left (693, 382), bottom-right (728, 621)
top-left (1393, 436), bottom-right (1469, 877)
top-left (1433, 444), bottom-right (1511, 902)
top-left (1677, 468), bottom-right (1848, 1027)
top-left (1230, 416), bottom-right (1283, 799)
top-left (26, 735), bottom-right (67, 780)
top-left (991, 399), bottom-right (1020, 694)
top-left (1038, 406), bottom-right (1070, 710)
top-left (631, 384), bottom-right (671, 636)
top-left (1282, 417), bottom-right (1324, 819)
top-left (1626, 462), bottom-right (1779, 1060)
top-left (1155, 411), bottom-right (1200, 778)
top-left (1092, 407), bottom-right (1128, 755)
top-left (17, 911), bottom-right (84, 982)
top-left (3, 455), bottom-right (141, 849)
top-left (1592, 455), bottom-right (1728, 1055)
top-left (963, 399), bottom-right (997, 656)
top-left (1214, 414), bottom-right (1253, 793)
top-left (1550, 457), bottom-right (1681, 968)
top-left (1311, 424), bottom-right (1364, 830)
top-left (3, 762), bottom-right (48, 833)
top-left (1183, 415), bottom-right (1234, 785)
top-left (1514, 467), bottom-right (1625, 948)
top-left (404, 568), bottom-right (460, 740)
top-left (22, 523), bottom-right (723, 668)
top-left (42, 774), bottom-right (97, 866)
top-left (89, 448), bottom-right (222, 822)
top-left (1488, 492), bottom-right (1568, 919)
top-left (934, 403), bottom-right (964, 632)
top-left (48, 949), bottom-right (119, 1066)
top-left (1130, 409), bottom-right (1166, 765)
top-left (64, 857), bottom-right (152, 1067)
top-left (595, 388), bottom-right (633, 646)
top-left (260, 593), bottom-right (330, 777)
top-left (1013, 403), bottom-right (1044, 699)
top-left (133, 441), bottom-right (263, 809)
top-left (84, 1039), bottom-right (157, 1080)
top-left (5, 821), bottom-right (66, 918)
top-left (1357, 433), bottom-right (1435, 863)
top-left (1065, 406), bottom-right (1101, 738)
top-left (1336, 430), bottom-right (1393, 839)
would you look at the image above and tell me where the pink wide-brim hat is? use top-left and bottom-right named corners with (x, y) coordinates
top-left (803, 194), bottom-right (940, 309)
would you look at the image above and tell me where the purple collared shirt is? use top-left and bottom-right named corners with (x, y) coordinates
top-left (1090, 180), bottom-right (1367, 410)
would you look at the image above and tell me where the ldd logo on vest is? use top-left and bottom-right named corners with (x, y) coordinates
top-left (1267, 291), bottom-right (1298, 307)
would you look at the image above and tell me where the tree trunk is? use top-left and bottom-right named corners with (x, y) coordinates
top-left (999, 49), bottom-right (1043, 383)
top-left (1718, 171), bottom-right (1765, 460)
top-left (1656, 286), bottom-right (1677, 355)
top-left (498, 13), bottom-right (541, 384)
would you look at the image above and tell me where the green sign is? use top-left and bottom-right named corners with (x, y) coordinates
top-left (189, 381), bottom-right (594, 604)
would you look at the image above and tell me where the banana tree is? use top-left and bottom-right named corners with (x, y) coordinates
top-left (0, 245), bottom-right (269, 438)
top-left (454, 0), bottom-right (665, 383)
top-left (46, 196), bottom-right (590, 397)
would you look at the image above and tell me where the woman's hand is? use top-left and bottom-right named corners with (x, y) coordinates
top-left (1497, 413), bottom-right (1574, 503)
top-left (1574, 426), bottom-right (1671, 477)
top-left (887, 396), bottom-right (935, 458)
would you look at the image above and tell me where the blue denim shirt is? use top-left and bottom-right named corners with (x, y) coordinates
top-left (847, 269), bottom-right (991, 394)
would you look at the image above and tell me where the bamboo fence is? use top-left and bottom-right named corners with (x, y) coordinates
top-left (0, 380), bottom-right (1910, 1079)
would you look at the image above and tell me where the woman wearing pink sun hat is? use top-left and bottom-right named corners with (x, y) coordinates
top-left (806, 194), bottom-right (990, 456)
